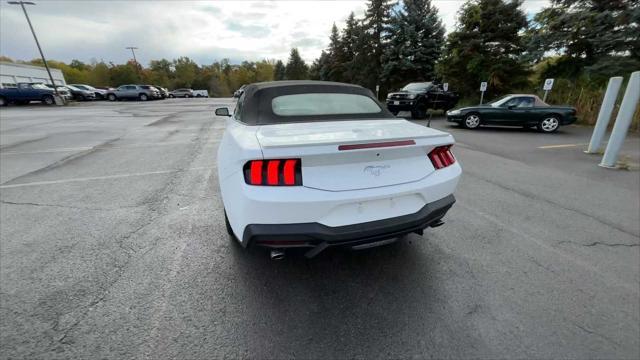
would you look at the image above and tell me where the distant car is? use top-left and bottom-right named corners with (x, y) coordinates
top-left (70, 84), bottom-right (107, 100)
top-left (62, 84), bottom-right (95, 101)
top-left (106, 84), bottom-right (159, 101)
top-left (386, 82), bottom-right (459, 119)
top-left (43, 84), bottom-right (73, 101)
top-left (140, 85), bottom-right (162, 99)
top-left (216, 81), bottom-right (460, 259)
top-left (169, 88), bottom-right (193, 98)
top-left (0, 82), bottom-right (56, 106)
top-left (154, 86), bottom-right (169, 99)
top-left (446, 94), bottom-right (577, 133)
top-left (233, 85), bottom-right (245, 98)
top-left (192, 90), bottom-right (209, 98)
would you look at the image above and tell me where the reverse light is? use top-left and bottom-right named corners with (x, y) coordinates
top-left (244, 159), bottom-right (302, 186)
top-left (428, 145), bottom-right (456, 169)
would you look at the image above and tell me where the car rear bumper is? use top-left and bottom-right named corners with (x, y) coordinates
top-left (243, 194), bottom-right (455, 249)
top-left (221, 162), bottom-right (461, 248)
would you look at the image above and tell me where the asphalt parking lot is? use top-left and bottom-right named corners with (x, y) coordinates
top-left (1, 99), bottom-right (639, 359)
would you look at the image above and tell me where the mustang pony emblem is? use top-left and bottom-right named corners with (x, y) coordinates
top-left (363, 165), bottom-right (391, 177)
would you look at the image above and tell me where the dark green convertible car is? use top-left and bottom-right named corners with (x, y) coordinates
top-left (446, 94), bottom-right (577, 133)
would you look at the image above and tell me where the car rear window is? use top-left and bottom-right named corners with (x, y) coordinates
top-left (141, 86), bottom-right (151, 89)
top-left (271, 93), bottom-right (382, 116)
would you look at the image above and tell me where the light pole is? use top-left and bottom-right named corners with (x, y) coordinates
top-left (8, 1), bottom-right (60, 100)
top-left (125, 46), bottom-right (141, 79)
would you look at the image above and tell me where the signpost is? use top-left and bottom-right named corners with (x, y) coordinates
top-left (376, 85), bottom-right (380, 99)
top-left (479, 82), bottom-right (487, 104)
top-left (543, 78), bottom-right (554, 102)
top-left (443, 83), bottom-right (448, 92)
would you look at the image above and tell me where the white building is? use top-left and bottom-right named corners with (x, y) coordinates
top-left (0, 61), bottom-right (66, 88)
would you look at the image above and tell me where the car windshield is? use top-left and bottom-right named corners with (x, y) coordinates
top-left (65, 85), bottom-right (81, 91)
top-left (489, 95), bottom-right (513, 107)
top-left (402, 83), bottom-right (432, 91)
top-left (272, 93), bottom-right (382, 116)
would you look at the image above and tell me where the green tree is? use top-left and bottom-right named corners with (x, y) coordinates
top-left (172, 56), bottom-right (199, 87)
top-left (273, 60), bottom-right (286, 80)
top-left (526, 0), bottom-right (640, 81)
top-left (438, 0), bottom-right (531, 99)
top-left (285, 48), bottom-right (309, 80)
top-left (326, 23), bottom-right (346, 81)
top-left (382, 0), bottom-right (445, 89)
top-left (362, 0), bottom-right (395, 91)
top-left (309, 50), bottom-right (331, 80)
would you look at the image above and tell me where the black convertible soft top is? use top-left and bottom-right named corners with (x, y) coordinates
top-left (237, 80), bottom-right (393, 125)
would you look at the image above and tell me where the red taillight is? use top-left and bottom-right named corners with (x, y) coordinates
top-left (244, 159), bottom-right (302, 186)
top-left (428, 145), bottom-right (456, 169)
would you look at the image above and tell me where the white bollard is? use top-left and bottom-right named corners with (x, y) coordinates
top-left (586, 76), bottom-right (623, 153)
top-left (600, 71), bottom-right (640, 168)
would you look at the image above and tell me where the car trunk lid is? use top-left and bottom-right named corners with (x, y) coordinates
top-left (256, 119), bottom-right (454, 191)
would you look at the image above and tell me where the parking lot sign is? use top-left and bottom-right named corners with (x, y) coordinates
top-left (443, 83), bottom-right (448, 92)
top-left (479, 82), bottom-right (487, 104)
top-left (543, 78), bottom-right (554, 91)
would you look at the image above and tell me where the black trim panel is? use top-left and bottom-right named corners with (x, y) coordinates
top-left (241, 194), bottom-right (455, 248)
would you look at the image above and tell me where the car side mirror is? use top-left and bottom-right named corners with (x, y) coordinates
top-left (215, 107), bottom-right (230, 117)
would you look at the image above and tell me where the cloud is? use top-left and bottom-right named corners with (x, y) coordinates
top-left (0, 0), bottom-right (549, 66)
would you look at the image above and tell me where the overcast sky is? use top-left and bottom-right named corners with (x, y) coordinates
top-left (0, 0), bottom-right (549, 66)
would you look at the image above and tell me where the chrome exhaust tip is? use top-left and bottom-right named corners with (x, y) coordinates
top-left (270, 249), bottom-right (285, 260)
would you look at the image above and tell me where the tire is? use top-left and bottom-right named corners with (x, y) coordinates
top-left (224, 210), bottom-right (241, 245)
top-left (391, 111), bottom-right (399, 116)
top-left (42, 95), bottom-right (55, 105)
top-left (77, 95), bottom-right (85, 101)
top-left (168, 94), bottom-right (174, 98)
top-left (139, 93), bottom-right (149, 101)
top-left (107, 94), bottom-right (117, 101)
top-left (537, 116), bottom-right (560, 133)
top-left (463, 113), bottom-right (481, 129)
top-left (0, 96), bottom-right (6, 106)
top-left (185, 94), bottom-right (191, 98)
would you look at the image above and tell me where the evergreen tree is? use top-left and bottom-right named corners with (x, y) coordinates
top-left (273, 60), bottom-right (286, 80)
top-left (285, 48), bottom-right (309, 80)
top-left (362, 0), bottom-right (395, 92)
top-left (309, 51), bottom-right (331, 80)
top-left (382, 0), bottom-right (445, 89)
top-left (327, 23), bottom-right (346, 81)
top-left (525, 0), bottom-right (639, 81)
top-left (438, 0), bottom-right (530, 98)
top-left (341, 12), bottom-right (366, 84)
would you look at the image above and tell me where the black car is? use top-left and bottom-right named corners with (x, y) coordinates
top-left (446, 94), bottom-right (577, 133)
top-left (386, 82), bottom-right (459, 119)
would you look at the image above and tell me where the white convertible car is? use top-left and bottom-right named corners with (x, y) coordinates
top-left (216, 81), bottom-right (461, 259)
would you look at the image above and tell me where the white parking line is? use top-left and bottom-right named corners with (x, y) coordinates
top-left (0, 166), bottom-right (215, 189)
top-left (0, 141), bottom-right (220, 155)
top-left (538, 143), bottom-right (588, 149)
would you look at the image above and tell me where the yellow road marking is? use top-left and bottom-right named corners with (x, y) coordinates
top-left (538, 143), bottom-right (588, 149)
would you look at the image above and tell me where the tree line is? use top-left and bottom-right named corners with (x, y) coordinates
top-left (1, 0), bottom-right (637, 108)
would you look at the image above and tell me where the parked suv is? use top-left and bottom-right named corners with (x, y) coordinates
top-left (106, 85), bottom-right (159, 101)
top-left (386, 82), bottom-right (459, 119)
top-left (169, 88), bottom-right (193, 98)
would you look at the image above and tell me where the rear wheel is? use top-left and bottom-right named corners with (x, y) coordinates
top-left (463, 113), bottom-right (481, 129)
top-left (107, 94), bottom-right (117, 101)
top-left (168, 94), bottom-right (175, 98)
top-left (537, 116), bottom-right (560, 133)
top-left (42, 95), bottom-right (54, 105)
top-left (139, 93), bottom-right (149, 101)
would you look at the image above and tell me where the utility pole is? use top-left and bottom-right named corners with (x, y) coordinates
top-left (126, 46), bottom-right (141, 79)
top-left (8, 1), bottom-right (61, 101)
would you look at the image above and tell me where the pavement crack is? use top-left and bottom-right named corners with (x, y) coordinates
top-left (1, 136), bottom-right (123, 186)
top-left (559, 240), bottom-right (639, 248)
top-left (465, 170), bottom-right (639, 238)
